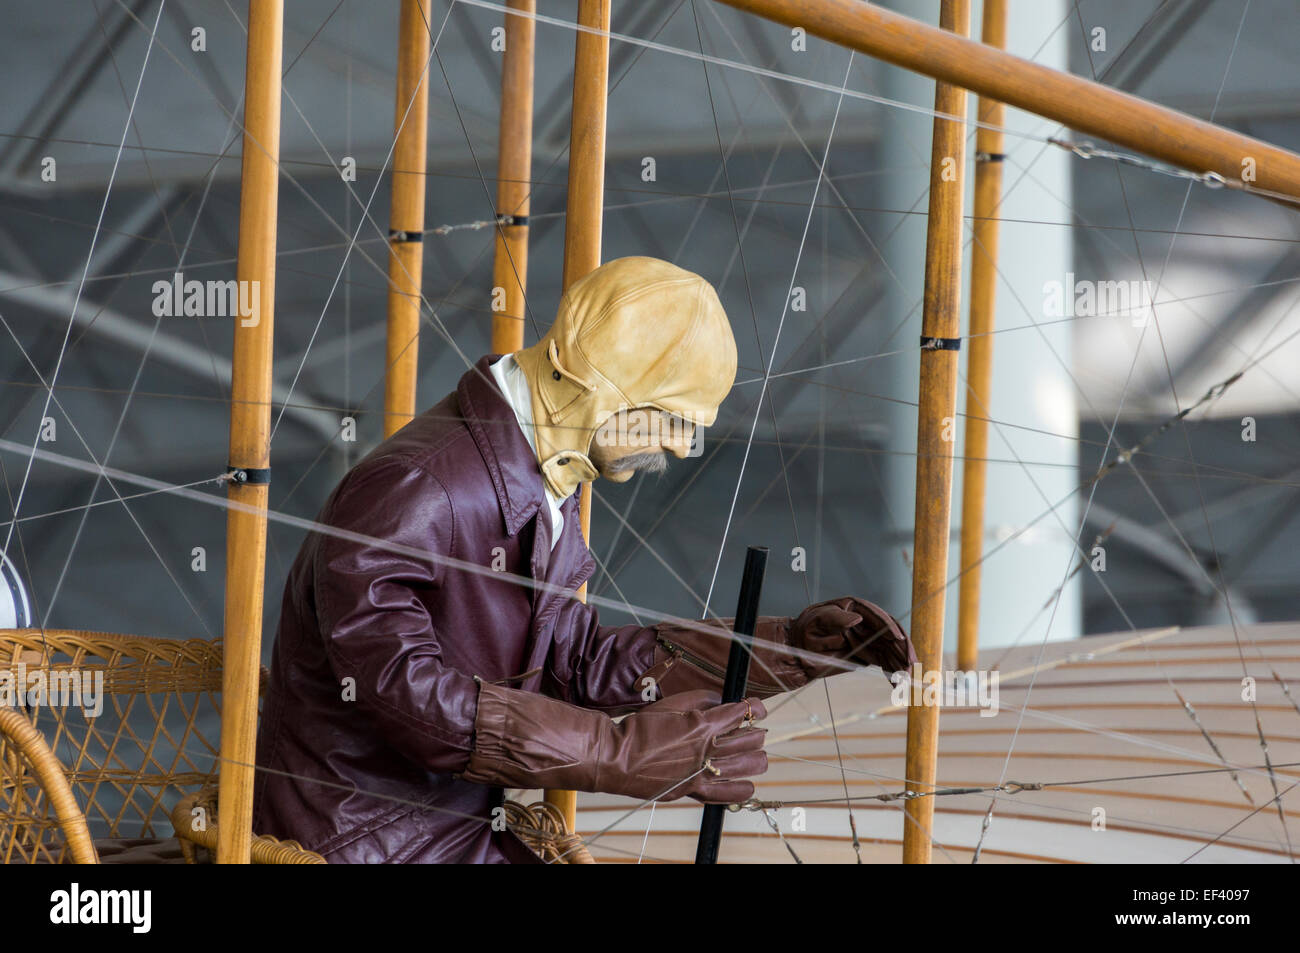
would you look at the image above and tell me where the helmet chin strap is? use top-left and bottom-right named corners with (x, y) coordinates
top-left (539, 449), bottom-right (598, 499)
top-left (537, 399), bottom-right (609, 499)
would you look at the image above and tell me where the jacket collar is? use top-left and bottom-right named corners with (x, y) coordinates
top-left (458, 355), bottom-right (547, 537)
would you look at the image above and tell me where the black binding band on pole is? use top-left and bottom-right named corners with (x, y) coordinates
top-left (388, 229), bottom-right (423, 243)
top-left (496, 213), bottom-right (528, 227)
top-left (695, 545), bottom-right (769, 865)
top-left (226, 465), bottom-right (271, 485)
top-left (975, 151), bottom-right (1006, 163)
top-left (920, 335), bottom-right (962, 351)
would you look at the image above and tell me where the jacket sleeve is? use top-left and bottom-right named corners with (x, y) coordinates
top-left (546, 598), bottom-right (806, 713)
top-left (312, 458), bottom-right (480, 773)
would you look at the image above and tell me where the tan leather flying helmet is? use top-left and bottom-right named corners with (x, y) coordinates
top-left (513, 256), bottom-right (738, 498)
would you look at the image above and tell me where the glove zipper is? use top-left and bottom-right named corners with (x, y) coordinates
top-left (655, 634), bottom-right (728, 680)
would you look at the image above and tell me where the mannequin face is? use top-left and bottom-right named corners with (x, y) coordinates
top-left (588, 407), bottom-right (696, 483)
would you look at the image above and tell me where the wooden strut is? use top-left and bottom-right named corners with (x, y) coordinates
top-left (491, 0), bottom-right (536, 355)
top-left (383, 0), bottom-right (432, 438)
top-left (956, 0), bottom-right (1005, 673)
top-left (217, 0), bottom-right (283, 865)
top-left (903, 0), bottom-right (969, 866)
top-left (716, 0), bottom-right (1300, 201)
top-left (545, 0), bottom-right (611, 833)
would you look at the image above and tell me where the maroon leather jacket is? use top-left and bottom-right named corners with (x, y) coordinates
top-left (253, 356), bottom-right (662, 863)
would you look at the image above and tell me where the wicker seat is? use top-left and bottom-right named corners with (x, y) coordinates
top-left (504, 798), bottom-right (595, 864)
top-left (0, 628), bottom-right (323, 864)
top-left (1, 628), bottom-right (590, 864)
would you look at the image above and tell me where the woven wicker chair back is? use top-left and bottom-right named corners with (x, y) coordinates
top-left (0, 629), bottom-right (247, 864)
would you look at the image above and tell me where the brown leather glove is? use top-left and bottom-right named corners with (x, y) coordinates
top-left (792, 597), bottom-right (916, 683)
top-left (461, 681), bottom-right (767, 804)
top-left (639, 596), bottom-right (913, 698)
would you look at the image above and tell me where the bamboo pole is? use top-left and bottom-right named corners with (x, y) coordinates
top-left (716, 0), bottom-right (1300, 201)
top-left (217, 0), bottom-right (282, 866)
top-left (383, 0), bottom-right (431, 438)
top-left (956, 0), bottom-right (1005, 673)
top-left (491, 0), bottom-right (536, 355)
top-left (545, 0), bottom-right (610, 832)
top-left (902, 0), bottom-right (969, 866)
top-left (561, 0), bottom-right (610, 293)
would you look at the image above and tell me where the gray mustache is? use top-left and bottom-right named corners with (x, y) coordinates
top-left (607, 450), bottom-right (670, 475)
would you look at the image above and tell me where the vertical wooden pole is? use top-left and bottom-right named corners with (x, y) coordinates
top-left (491, 0), bottom-right (536, 355)
top-left (217, 0), bottom-right (282, 866)
top-left (383, 0), bottom-right (431, 438)
top-left (546, 0), bottom-right (610, 831)
top-left (956, 0), bottom-right (1006, 673)
top-left (902, 0), bottom-right (969, 865)
top-left (560, 0), bottom-right (609, 293)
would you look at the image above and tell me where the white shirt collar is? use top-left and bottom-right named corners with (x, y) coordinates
top-left (487, 353), bottom-right (568, 550)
